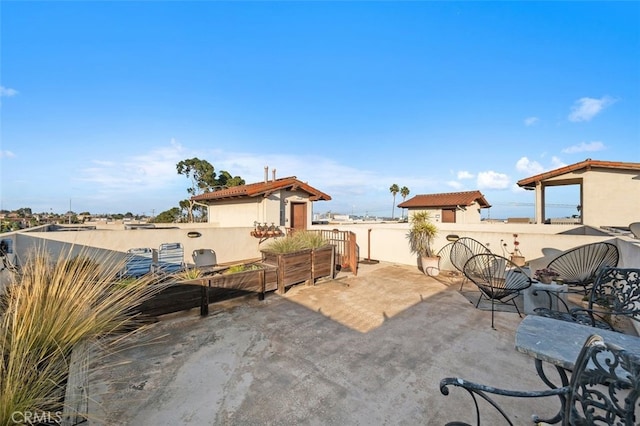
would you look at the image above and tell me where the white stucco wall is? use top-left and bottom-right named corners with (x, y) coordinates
top-left (407, 204), bottom-right (483, 224)
top-left (205, 189), bottom-right (317, 229)
top-left (540, 168), bottom-right (639, 228)
top-left (582, 169), bottom-right (639, 227)
top-left (3, 222), bottom-right (640, 292)
top-left (207, 198), bottom-right (263, 227)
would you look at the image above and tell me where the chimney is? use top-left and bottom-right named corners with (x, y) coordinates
top-left (264, 166), bottom-right (268, 183)
top-left (272, 168), bottom-right (276, 181)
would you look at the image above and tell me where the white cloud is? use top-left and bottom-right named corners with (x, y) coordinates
top-left (510, 183), bottom-right (527, 193)
top-left (457, 170), bottom-right (474, 179)
top-left (447, 180), bottom-right (463, 190)
top-left (524, 117), bottom-right (539, 126)
top-left (477, 171), bottom-right (510, 189)
top-left (0, 86), bottom-right (18, 97)
top-left (550, 156), bottom-right (566, 169)
top-left (0, 150), bottom-right (16, 158)
top-left (78, 139), bottom-right (187, 193)
top-left (568, 96), bottom-right (615, 122)
top-left (515, 157), bottom-right (544, 175)
top-left (561, 141), bottom-right (606, 154)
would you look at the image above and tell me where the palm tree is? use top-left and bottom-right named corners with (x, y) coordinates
top-left (389, 184), bottom-right (399, 219)
top-left (400, 186), bottom-right (410, 219)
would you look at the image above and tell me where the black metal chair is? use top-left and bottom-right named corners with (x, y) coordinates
top-left (534, 267), bottom-right (640, 332)
top-left (440, 334), bottom-right (640, 425)
top-left (545, 241), bottom-right (619, 294)
top-left (437, 242), bottom-right (458, 278)
top-left (450, 237), bottom-right (492, 290)
top-left (463, 253), bottom-right (532, 329)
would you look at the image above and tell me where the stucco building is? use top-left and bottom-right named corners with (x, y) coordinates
top-left (517, 159), bottom-right (640, 227)
top-left (191, 168), bottom-right (331, 230)
top-left (397, 190), bottom-right (491, 224)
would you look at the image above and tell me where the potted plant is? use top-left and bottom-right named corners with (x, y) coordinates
top-left (534, 267), bottom-right (560, 284)
top-left (261, 230), bottom-right (335, 293)
top-left (407, 211), bottom-right (439, 276)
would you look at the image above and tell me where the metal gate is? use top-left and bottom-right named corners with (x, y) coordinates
top-left (310, 229), bottom-right (358, 276)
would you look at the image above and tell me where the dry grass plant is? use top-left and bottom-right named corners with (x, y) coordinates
top-left (262, 230), bottom-right (329, 254)
top-left (0, 245), bottom-right (165, 424)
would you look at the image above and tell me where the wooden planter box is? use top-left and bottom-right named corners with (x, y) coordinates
top-left (261, 245), bottom-right (336, 294)
top-left (204, 264), bottom-right (279, 294)
top-left (137, 264), bottom-right (278, 318)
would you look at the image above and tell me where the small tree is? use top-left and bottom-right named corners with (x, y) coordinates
top-left (400, 186), bottom-right (410, 219)
top-left (151, 207), bottom-right (182, 223)
top-left (176, 158), bottom-right (245, 223)
top-left (176, 158), bottom-right (217, 223)
top-left (407, 211), bottom-right (438, 258)
top-left (390, 184), bottom-right (400, 219)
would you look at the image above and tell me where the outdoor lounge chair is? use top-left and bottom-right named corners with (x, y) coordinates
top-left (156, 242), bottom-right (185, 274)
top-left (545, 241), bottom-right (619, 294)
top-left (440, 334), bottom-right (640, 425)
top-left (534, 267), bottom-right (640, 332)
top-left (451, 237), bottom-right (492, 290)
top-left (121, 247), bottom-right (154, 278)
top-left (463, 253), bottom-right (532, 329)
top-left (192, 248), bottom-right (217, 270)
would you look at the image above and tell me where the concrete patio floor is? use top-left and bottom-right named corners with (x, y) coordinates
top-left (87, 262), bottom-right (562, 425)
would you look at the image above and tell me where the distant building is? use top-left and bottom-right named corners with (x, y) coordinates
top-left (191, 168), bottom-right (331, 231)
top-left (397, 190), bottom-right (491, 224)
top-left (517, 159), bottom-right (640, 227)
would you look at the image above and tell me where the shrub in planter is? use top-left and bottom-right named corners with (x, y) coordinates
top-left (142, 263), bottom-right (279, 317)
top-left (261, 231), bottom-right (335, 293)
top-left (407, 211), bottom-right (440, 276)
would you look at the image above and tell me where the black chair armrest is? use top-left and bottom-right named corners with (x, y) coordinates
top-left (439, 377), bottom-right (568, 425)
top-left (531, 287), bottom-right (572, 312)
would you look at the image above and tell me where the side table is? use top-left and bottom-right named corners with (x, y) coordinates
top-left (523, 282), bottom-right (568, 315)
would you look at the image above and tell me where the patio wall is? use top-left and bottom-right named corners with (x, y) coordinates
top-left (311, 222), bottom-right (640, 271)
top-left (3, 221), bottom-right (640, 270)
top-left (2, 222), bottom-right (639, 291)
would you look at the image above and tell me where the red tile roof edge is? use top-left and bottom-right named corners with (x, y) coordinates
top-left (517, 159), bottom-right (640, 188)
top-left (191, 176), bottom-right (331, 202)
top-left (397, 190), bottom-right (491, 209)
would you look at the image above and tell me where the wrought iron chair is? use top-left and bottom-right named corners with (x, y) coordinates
top-left (534, 267), bottom-right (640, 332)
top-left (463, 253), bottom-right (532, 329)
top-left (545, 241), bottom-right (619, 294)
top-left (440, 334), bottom-right (640, 425)
top-left (450, 237), bottom-right (492, 290)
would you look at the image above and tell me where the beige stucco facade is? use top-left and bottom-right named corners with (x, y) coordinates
top-left (405, 201), bottom-right (483, 224)
top-left (206, 189), bottom-right (314, 229)
top-left (532, 168), bottom-right (639, 227)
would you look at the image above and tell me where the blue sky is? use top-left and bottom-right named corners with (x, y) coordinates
top-left (1, 1), bottom-right (638, 219)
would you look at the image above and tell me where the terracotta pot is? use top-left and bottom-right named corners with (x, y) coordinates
top-left (510, 255), bottom-right (526, 267)
top-left (421, 256), bottom-right (440, 277)
top-left (538, 275), bottom-right (553, 284)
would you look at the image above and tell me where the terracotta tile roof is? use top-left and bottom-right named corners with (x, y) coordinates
top-left (191, 176), bottom-right (332, 202)
top-left (397, 190), bottom-right (491, 209)
top-left (517, 159), bottom-right (640, 189)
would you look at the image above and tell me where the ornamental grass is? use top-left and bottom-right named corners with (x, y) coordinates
top-left (0, 245), bottom-right (162, 424)
top-left (261, 230), bottom-right (329, 254)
